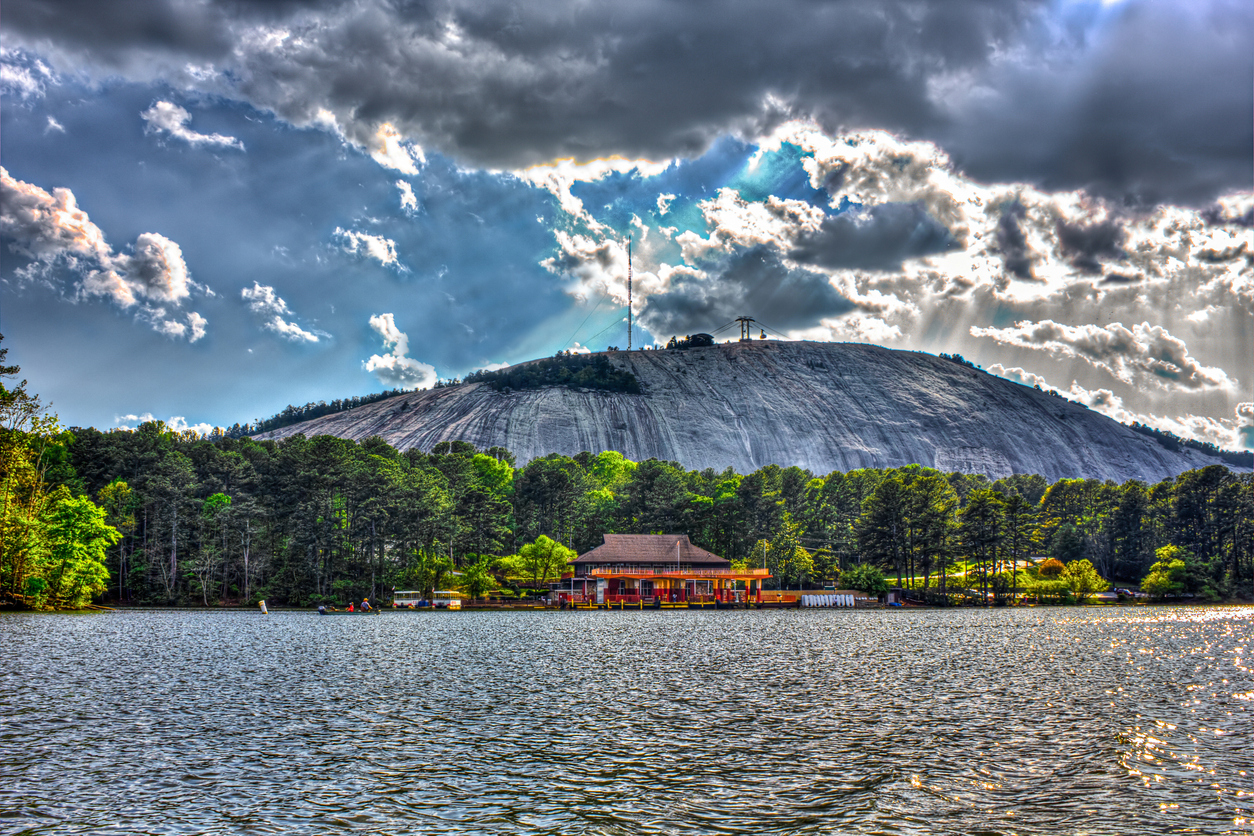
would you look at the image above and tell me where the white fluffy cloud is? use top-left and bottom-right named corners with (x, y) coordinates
top-left (971, 319), bottom-right (1233, 392)
top-left (0, 48), bottom-right (53, 99)
top-left (1, 166), bottom-right (112, 262)
top-left (142, 308), bottom-right (208, 342)
top-left (396, 180), bottom-right (419, 214)
top-left (364, 313), bottom-right (436, 389)
top-left (765, 125), bottom-right (1252, 312)
top-left (264, 316), bottom-right (320, 343)
top-left (241, 281), bottom-right (323, 342)
top-left (987, 365), bottom-right (1253, 452)
top-left (335, 227), bottom-right (402, 268)
top-left (102, 232), bottom-right (193, 304)
top-left (241, 281), bottom-right (289, 316)
top-left (141, 101), bottom-right (244, 150)
top-left (186, 311), bottom-right (208, 342)
top-left (987, 364), bottom-right (1050, 390)
top-left (115, 413), bottom-right (219, 436)
top-left (519, 157), bottom-right (671, 227)
top-left (369, 124), bottom-right (424, 174)
top-left (0, 167), bottom-right (206, 340)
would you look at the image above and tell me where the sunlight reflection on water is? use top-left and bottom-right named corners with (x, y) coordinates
top-left (0, 606), bottom-right (1249, 835)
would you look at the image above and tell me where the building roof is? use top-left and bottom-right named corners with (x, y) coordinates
top-left (572, 534), bottom-right (729, 567)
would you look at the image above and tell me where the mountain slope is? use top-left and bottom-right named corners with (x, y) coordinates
top-left (257, 340), bottom-right (1234, 482)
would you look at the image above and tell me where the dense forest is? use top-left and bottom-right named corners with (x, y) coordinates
top-left (462, 351), bottom-right (640, 393)
top-left (3, 337), bottom-right (1251, 609)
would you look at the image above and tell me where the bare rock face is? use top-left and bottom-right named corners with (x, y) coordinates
top-left (257, 341), bottom-right (1233, 482)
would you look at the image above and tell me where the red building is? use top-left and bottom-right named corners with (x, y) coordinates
top-left (552, 534), bottom-right (770, 607)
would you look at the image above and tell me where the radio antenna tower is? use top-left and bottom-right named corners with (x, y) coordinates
top-left (627, 236), bottom-right (633, 351)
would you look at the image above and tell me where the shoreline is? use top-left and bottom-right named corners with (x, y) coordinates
top-left (7, 599), bottom-right (1253, 614)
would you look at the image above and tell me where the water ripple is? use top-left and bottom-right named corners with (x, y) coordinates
top-left (1, 606), bottom-right (1249, 834)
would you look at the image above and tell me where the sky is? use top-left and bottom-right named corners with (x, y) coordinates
top-left (1, 0), bottom-right (1251, 450)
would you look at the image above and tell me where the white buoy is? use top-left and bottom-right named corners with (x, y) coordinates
top-left (258, 600), bottom-right (268, 615)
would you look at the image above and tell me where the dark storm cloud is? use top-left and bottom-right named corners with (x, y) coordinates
top-left (1100, 272), bottom-right (1141, 285)
top-left (788, 202), bottom-right (958, 272)
top-left (2, 0), bottom-right (351, 57)
top-left (994, 201), bottom-right (1034, 280)
top-left (937, 1), bottom-right (1253, 206)
top-left (1055, 218), bottom-right (1126, 275)
top-left (1202, 203), bottom-right (1254, 228)
top-left (6, 0), bottom-right (1248, 204)
top-left (640, 245), bottom-right (855, 338)
top-left (1194, 241), bottom-right (1249, 265)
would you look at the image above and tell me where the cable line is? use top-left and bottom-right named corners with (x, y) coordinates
top-left (580, 315), bottom-right (629, 349)
top-left (560, 289), bottom-right (609, 352)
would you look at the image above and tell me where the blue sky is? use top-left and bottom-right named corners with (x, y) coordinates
top-left (1, 0), bottom-right (1251, 449)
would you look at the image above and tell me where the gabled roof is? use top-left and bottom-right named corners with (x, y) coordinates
top-left (572, 534), bottom-right (729, 567)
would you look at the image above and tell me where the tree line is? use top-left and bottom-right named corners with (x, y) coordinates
top-left (5, 434), bottom-right (1250, 608)
top-left (463, 351), bottom-right (640, 393)
top-left (2, 336), bottom-right (1250, 609)
top-left (222, 388), bottom-right (410, 438)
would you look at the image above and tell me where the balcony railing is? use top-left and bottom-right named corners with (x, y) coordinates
top-left (587, 565), bottom-right (769, 577)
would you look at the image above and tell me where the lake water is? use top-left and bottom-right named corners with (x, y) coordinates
top-left (1, 606), bottom-right (1249, 835)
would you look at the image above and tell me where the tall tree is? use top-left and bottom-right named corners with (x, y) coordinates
top-left (958, 489), bottom-right (1004, 604)
top-left (1000, 493), bottom-right (1041, 602)
top-left (857, 474), bottom-right (909, 587)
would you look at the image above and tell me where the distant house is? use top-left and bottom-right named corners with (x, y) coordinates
top-left (552, 534), bottom-right (770, 607)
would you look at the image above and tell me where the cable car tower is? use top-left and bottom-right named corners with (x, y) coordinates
top-left (736, 316), bottom-right (757, 342)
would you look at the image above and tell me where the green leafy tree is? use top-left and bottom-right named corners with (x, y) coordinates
top-left (41, 488), bottom-right (118, 608)
top-left (623, 458), bottom-right (690, 535)
top-left (767, 512), bottom-right (812, 588)
top-left (1105, 481), bottom-right (1152, 580)
top-left (1141, 555), bottom-right (1187, 598)
top-left (517, 535), bottom-right (576, 590)
top-left (0, 337), bottom-right (116, 608)
top-left (193, 492), bottom-right (231, 605)
top-left (1139, 544), bottom-right (1219, 600)
top-left (514, 455), bottom-right (585, 546)
top-left (843, 563), bottom-right (888, 595)
top-left (1063, 558), bottom-right (1109, 604)
top-left (459, 555), bottom-right (496, 602)
top-left (1040, 478), bottom-right (1117, 576)
top-left (1050, 523), bottom-right (1086, 564)
top-left (96, 479), bottom-right (135, 602)
top-left (991, 473), bottom-right (1049, 505)
top-left (412, 547), bottom-right (454, 600)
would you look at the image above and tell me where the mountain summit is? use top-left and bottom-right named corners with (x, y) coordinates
top-left (258, 340), bottom-right (1234, 482)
